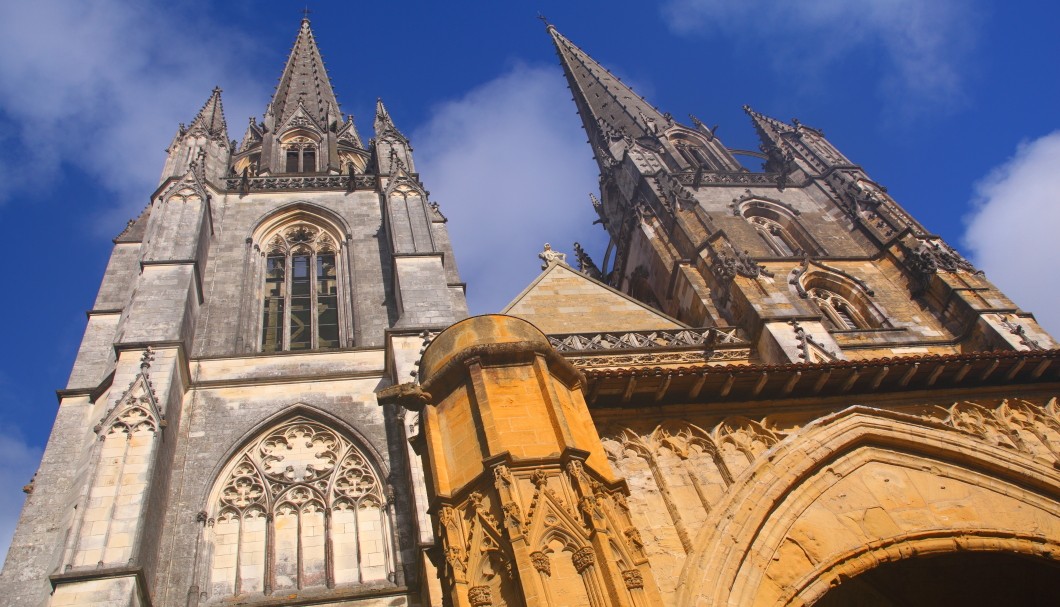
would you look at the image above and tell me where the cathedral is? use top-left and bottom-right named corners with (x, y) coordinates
top-left (2, 16), bottom-right (1059, 607)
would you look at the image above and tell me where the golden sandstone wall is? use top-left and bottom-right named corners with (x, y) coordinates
top-left (397, 315), bottom-right (1060, 607)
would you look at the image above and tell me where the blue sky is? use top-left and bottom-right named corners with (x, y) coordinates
top-left (0, 0), bottom-right (1058, 560)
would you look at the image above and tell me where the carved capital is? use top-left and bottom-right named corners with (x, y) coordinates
top-left (572, 546), bottom-right (596, 573)
top-left (622, 568), bottom-right (644, 590)
top-left (530, 551), bottom-right (551, 576)
top-left (468, 585), bottom-right (492, 607)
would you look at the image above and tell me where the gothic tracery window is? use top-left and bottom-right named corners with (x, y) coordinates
top-left (207, 417), bottom-right (390, 598)
top-left (748, 215), bottom-right (799, 256)
top-left (282, 135), bottom-right (318, 173)
top-left (261, 222), bottom-right (342, 352)
top-left (809, 287), bottom-right (867, 330)
top-left (739, 203), bottom-right (815, 258)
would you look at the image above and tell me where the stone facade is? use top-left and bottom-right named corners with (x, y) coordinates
top-left (1, 18), bottom-right (464, 607)
top-left (4, 17), bottom-right (1060, 607)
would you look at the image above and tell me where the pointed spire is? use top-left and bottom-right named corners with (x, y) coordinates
top-left (743, 105), bottom-right (795, 141)
top-left (188, 87), bottom-right (228, 140)
top-left (374, 98), bottom-right (406, 139)
top-left (547, 25), bottom-right (668, 142)
top-left (268, 18), bottom-right (341, 127)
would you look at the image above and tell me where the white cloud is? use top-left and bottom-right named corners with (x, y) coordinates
top-left (0, 0), bottom-right (265, 229)
top-left (0, 432), bottom-right (43, 568)
top-left (412, 64), bottom-right (607, 314)
top-left (661, 0), bottom-right (978, 113)
top-left (964, 131), bottom-right (1060, 337)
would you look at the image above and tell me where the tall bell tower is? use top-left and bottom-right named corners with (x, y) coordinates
top-left (0, 17), bottom-right (465, 607)
top-left (547, 24), bottom-right (1055, 362)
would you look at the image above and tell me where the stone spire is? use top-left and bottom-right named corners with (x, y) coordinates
top-left (374, 98), bottom-right (406, 140)
top-left (266, 17), bottom-right (341, 127)
top-left (547, 24), bottom-right (669, 143)
top-left (187, 86), bottom-right (228, 141)
top-left (743, 105), bottom-right (794, 148)
top-left (160, 87), bottom-right (232, 184)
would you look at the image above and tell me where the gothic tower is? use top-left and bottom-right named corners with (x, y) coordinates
top-left (383, 24), bottom-right (1060, 607)
top-left (544, 24), bottom-right (1054, 363)
top-left (0, 18), bottom-right (464, 607)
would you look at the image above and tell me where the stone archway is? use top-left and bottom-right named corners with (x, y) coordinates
top-left (676, 407), bottom-right (1060, 607)
top-left (812, 549), bottom-right (1060, 606)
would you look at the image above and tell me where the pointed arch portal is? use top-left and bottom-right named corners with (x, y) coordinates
top-left (673, 408), bottom-right (1060, 607)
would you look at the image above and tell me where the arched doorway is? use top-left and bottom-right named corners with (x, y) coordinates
top-left (813, 551), bottom-right (1060, 606)
top-left (675, 408), bottom-right (1060, 607)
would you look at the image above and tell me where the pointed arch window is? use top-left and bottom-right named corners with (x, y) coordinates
top-left (748, 215), bottom-right (798, 256)
top-left (261, 222), bottom-right (343, 352)
top-left (205, 417), bottom-right (392, 599)
top-left (809, 288), bottom-right (867, 330)
top-left (283, 136), bottom-right (318, 173)
top-left (738, 201), bottom-right (820, 258)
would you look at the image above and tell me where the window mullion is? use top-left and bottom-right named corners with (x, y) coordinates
top-left (310, 251), bottom-right (318, 350)
top-left (283, 253), bottom-right (292, 350)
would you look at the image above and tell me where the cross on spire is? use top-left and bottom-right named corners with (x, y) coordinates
top-left (301, 6), bottom-right (311, 21)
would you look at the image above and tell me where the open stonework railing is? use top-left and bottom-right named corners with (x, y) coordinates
top-left (225, 174), bottom-right (378, 193)
top-left (548, 328), bottom-right (747, 352)
top-left (674, 171), bottom-right (778, 187)
top-left (547, 329), bottom-right (751, 368)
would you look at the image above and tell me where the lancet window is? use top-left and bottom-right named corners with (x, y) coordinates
top-left (261, 222), bottom-right (342, 352)
top-left (205, 417), bottom-right (391, 599)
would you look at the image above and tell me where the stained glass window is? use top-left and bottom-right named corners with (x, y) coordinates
top-left (260, 224), bottom-right (343, 351)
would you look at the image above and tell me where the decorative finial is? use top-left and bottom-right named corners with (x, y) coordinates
top-left (301, 6), bottom-right (311, 22)
top-left (537, 13), bottom-right (553, 29)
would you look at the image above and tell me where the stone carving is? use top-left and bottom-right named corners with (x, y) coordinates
top-left (225, 174), bottom-right (376, 192)
top-left (538, 243), bottom-right (567, 269)
top-left (549, 328), bottom-right (746, 352)
top-left (675, 170), bottom-right (801, 188)
top-left (790, 319), bottom-right (839, 362)
top-left (624, 527), bottom-right (645, 555)
top-left (206, 416), bottom-right (388, 597)
top-left (603, 397), bottom-right (1060, 586)
top-left (97, 373), bottom-right (161, 437)
top-left (468, 585), bottom-right (493, 607)
top-left (530, 551), bottom-right (551, 576)
top-left (445, 547), bottom-right (467, 574)
top-left (501, 501), bottom-right (523, 529)
top-left (571, 546), bottom-right (595, 573)
top-left (573, 242), bottom-right (603, 280)
top-left (712, 248), bottom-right (774, 283)
top-left (999, 315), bottom-right (1044, 351)
top-left (259, 423), bottom-right (339, 484)
top-left (907, 239), bottom-right (980, 277)
top-left (493, 464), bottom-right (512, 486)
top-left (568, 349), bottom-right (750, 369)
top-left (622, 569), bottom-right (644, 589)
